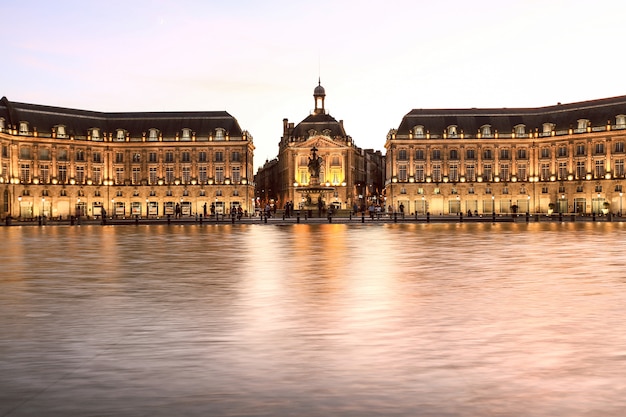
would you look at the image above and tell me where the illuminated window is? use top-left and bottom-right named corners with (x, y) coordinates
top-left (165, 167), bottom-right (174, 183)
top-left (215, 166), bottom-right (224, 182)
top-left (413, 125), bottom-right (424, 137)
top-left (481, 125), bottom-right (492, 137)
top-left (56, 125), bottom-right (67, 138)
top-left (39, 165), bottom-right (49, 183)
top-left (132, 167), bottom-right (140, 184)
top-left (20, 164), bottom-right (30, 183)
top-left (594, 160), bottom-right (604, 178)
top-left (558, 162), bottom-right (567, 179)
top-left (149, 167), bottom-right (157, 184)
top-left (116, 129), bottom-right (126, 141)
top-left (148, 129), bottom-right (159, 141)
top-left (465, 164), bottom-right (475, 182)
top-left (576, 161), bottom-right (586, 179)
top-left (58, 165), bottom-right (67, 183)
top-left (115, 167), bottom-right (124, 184)
top-left (447, 125), bottom-right (457, 137)
top-left (76, 166), bottom-right (85, 184)
top-left (615, 159), bottom-right (624, 177)
top-left (541, 163), bottom-right (550, 181)
top-left (92, 167), bottom-right (101, 184)
top-left (199, 166), bottom-right (207, 183)
top-left (616, 115), bottom-right (626, 128)
top-left (514, 124), bottom-right (526, 136)
top-left (577, 119), bottom-right (589, 131)
top-left (91, 128), bottom-right (101, 141)
top-left (19, 122), bottom-right (29, 135)
top-left (215, 128), bottom-right (225, 141)
top-left (181, 128), bottom-right (192, 141)
top-left (517, 164), bottom-right (527, 181)
top-left (232, 166), bottom-right (241, 183)
top-left (398, 165), bottom-right (407, 181)
top-left (415, 164), bottom-right (424, 182)
top-left (182, 166), bottom-right (191, 184)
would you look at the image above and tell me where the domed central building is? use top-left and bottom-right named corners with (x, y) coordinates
top-left (256, 81), bottom-right (384, 215)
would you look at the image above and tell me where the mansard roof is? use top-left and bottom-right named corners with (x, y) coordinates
top-left (397, 95), bottom-right (626, 135)
top-left (291, 112), bottom-right (347, 139)
top-left (0, 96), bottom-right (244, 137)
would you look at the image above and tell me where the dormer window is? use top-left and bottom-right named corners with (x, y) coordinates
top-left (577, 119), bottom-right (589, 132)
top-left (215, 128), bottom-right (225, 141)
top-left (56, 125), bottom-right (67, 138)
top-left (91, 128), bottom-right (101, 141)
top-left (148, 128), bottom-right (159, 141)
top-left (0, 117), bottom-right (5, 132)
top-left (414, 125), bottom-right (424, 138)
top-left (19, 122), bottom-right (29, 135)
top-left (181, 128), bottom-right (192, 141)
top-left (116, 129), bottom-right (126, 141)
top-left (514, 124), bottom-right (526, 136)
top-left (542, 123), bottom-right (555, 135)
top-left (447, 125), bottom-right (457, 137)
top-left (481, 125), bottom-right (492, 137)
top-left (616, 115), bottom-right (626, 129)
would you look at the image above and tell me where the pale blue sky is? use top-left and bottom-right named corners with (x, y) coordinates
top-left (2, 0), bottom-right (625, 169)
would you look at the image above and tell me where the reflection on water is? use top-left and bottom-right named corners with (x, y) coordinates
top-left (1, 223), bottom-right (626, 416)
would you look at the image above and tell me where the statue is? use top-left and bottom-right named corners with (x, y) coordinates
top-left (308, 146), bottom-right (322, 178)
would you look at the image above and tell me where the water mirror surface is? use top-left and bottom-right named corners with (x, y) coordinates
top-left (1, 222), bottom-right (626, 417)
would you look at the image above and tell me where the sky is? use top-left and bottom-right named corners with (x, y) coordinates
top-left (2, 0), bottom-right (626, 170)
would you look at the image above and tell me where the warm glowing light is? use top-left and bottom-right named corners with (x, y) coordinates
top-left (550, 175), bottom-right (556, 182)
top-left (33, 178), bottom-right (39, 184)
top-left (605, 173), bottom-right (612, 179)
top-left (426, 177), bottom-right (432, 183)
top-left (494, 176), bottom-right (500, 183)
top-left (70, 178), bottom-right (76, 185)
top-left (293, 182), bottom-right (298, 187)
top-left (460, 176), bottom-right (465, 183)
top-left (511, 176), bottom-right (517, 183)
top-left (477, 177), bottom-right (483, 183)
top-left (567, 174), bottom-right (573, 181)
top-left (586, 173), bottom-right (592, 180)
top-left (443, 176), bottom-right (449, 183)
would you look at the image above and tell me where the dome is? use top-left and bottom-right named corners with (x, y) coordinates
top-left (314, 82), bottom-right (325, 97)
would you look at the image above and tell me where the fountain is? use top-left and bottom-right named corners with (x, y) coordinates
top-left (297, 147), bottom-right (335, 217)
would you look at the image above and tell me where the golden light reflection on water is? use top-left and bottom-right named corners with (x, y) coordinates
top-left (1, 223), bottom-right (626, 416)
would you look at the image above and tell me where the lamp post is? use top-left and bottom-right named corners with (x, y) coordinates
top-left (18, 195), bottom-right (21, 219)
top-left (620, 192), bottom-right (623, 216)
top-left (492, 195), bottom-right (495, 221)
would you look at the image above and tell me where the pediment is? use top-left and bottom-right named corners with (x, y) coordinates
top-left (292, 135), bottom-right (343, 149)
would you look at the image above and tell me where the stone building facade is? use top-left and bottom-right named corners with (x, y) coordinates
top-left (255, 82), bottom-right (384, 214)
top-left (384, 96), bottom-right (626, 216)
top-left (0, 97), bottom-right (255, 220)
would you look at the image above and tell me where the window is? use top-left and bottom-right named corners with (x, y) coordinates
top-left (415, 164), bottom-right (424, 182)
top-left (93, 152), bottom-right (102, 163)
top-left (19, 122), bottom-right (29, 135)
top-left (541, 163), bottom-right (550, 181)
top-left (57, 149), bottom-right (68, 161)
top-left (483, 164), bottom-right (492, 181)
top-left (413, 125), bottom-right (424, 137)
top-left (58, 165), bottom-right (67, 183)
top-left (148, 129), bottom-right (159, 141)
top-left (449, 149), bottom-right (458, 160)
top-left (466, 149), bottom-right (475, 160)
top-left (415, 149), bottom-right (425, 160)
top-left (215, 128), bottom-right (225, 141)
top-left (165, 152), bottom-right (174, 163)
top-left (615, 159), bottom-right (624, 177)
top-left (577, 119), bottom-right (589, 131)
top-left (56, 125), bottom-right (67, 138)
top-left (499, 149), bottom-right (510, 160)
top-left (514, 124), bottom-right (526, 136)
top-left (215, 166), bottom-right (224, 182)
top-left (39, 165), bottom-right (49, 183)
top-left (431, 149), bottom-right (441, 160)
top-left (558, 162), bottom-right (567, 180)
top-left (92, 167), bottom-right (101, 184)
top-left (615, 142), bottom-right (625, 153)
top-left (2, 145), bottom-right (8, 158)
top-left (481, 125), bottom-right (492, 137)
top-left (231, 151), bottom-right (241, 163)
top-left (116, 130), bottom-right (125, 141)
top-left (36, 148), bottom-right (49, 160)
top-left (465, 164), bottom-right (475, 182)
top-left (165, 167), bottom-right (174, 184)
top-left (199, 166), bottom-right (207, 183)
top-left (616, 115), bottom-right (626, 128)
top-left (594, 143), bottom-right (605, 155)
top-left (576, 161), bottom-right (586, 179)
top-left (76, 166), bottom-right (85, 184)
top-left (432, 164), bottom-right (441, 182)
top-left (517, 148), bottom-right (527, 159)
top-left (115, 167), bottom-right (124, 184)
top-left (483, 149), bottom-right (493, 160)
top-left (398, 149), bottom-right (408, 160)
top-left (215, 151), bottom-right (224, 162)
top-left (181, 128), bottom-right (192, 141)
top-left (149, 152), bottom-right (157, 163)
top-left (576, 185), bottom-right (584, 193)
top-left (500, 164), bottom-right (509, 181)
top-left (132, 153), bottom-right (141, 163)
top-left (542, 123), bottom-right (554, 135)
top-left (447, 125), bottom-right (457, 137)
top-left (149, 167), bottom-right (157, 184)
top-left (595, 185), bottom-right (603, 193)
top-left (542, 187), bottom-right (548, 194)
top-left (232, 166), bottom-right (241, 183)
top-left (76, 150), bottom-right (85, 162)
top-left (20, 164), bottom-right (30, 183)
top-left (594, 160), bottom-right (605, 178)
top-left (502, 187), bottom-right (509, 195)
top-left (182, 151), bottom-right (190, 163)
top-left (132, 167), bottom-right (141, 185)
top-left (199, 151), bottom-right (207, 162)
top-left (91, 128), bottom-right (101, 141)
top-left (517, 164), bottom-right (527, 181)
top-left (558, 146), bottom-right (567, 157)
top-left (541, 148), bottom-right (550, 158)
top-left (576, 144), bottom-right (586, 156)
top-left (20, 147), bottom-right (31, 159)
top-left (115, 152), bottom-right (124, 163)
top-left (398, 165), bottom-right (407, 181)
top-left (182, 166), bottom-right (191, 184)
top-left (468, 187), bottom-right (475, 194)
top-left (449, 164), bottom-right (458, 182)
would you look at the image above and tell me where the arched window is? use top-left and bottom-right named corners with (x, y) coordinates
top-left (181, 128), bottom-right (192, 141)
top-left (447, 125), bottom-right (457, 137)
top-left (116, 129), bottom-right (126, 141)
top-left (481, 125), bottom-right (492, 137)
top-left (514, 124), bottom-right (526, 136)
top-left (215, 128), bottom-right (225, 141)
top-left (91, 128), bottom-right (101, 141)
top-left (148, 128), bottom-right (159, 141)
top-left (413, 125), bottom-right (424, 137)
top-left (56, 125), bottom-right (67, 138)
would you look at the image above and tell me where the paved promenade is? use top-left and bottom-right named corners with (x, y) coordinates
top-left (2, 211), bottom-right (620, 227)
